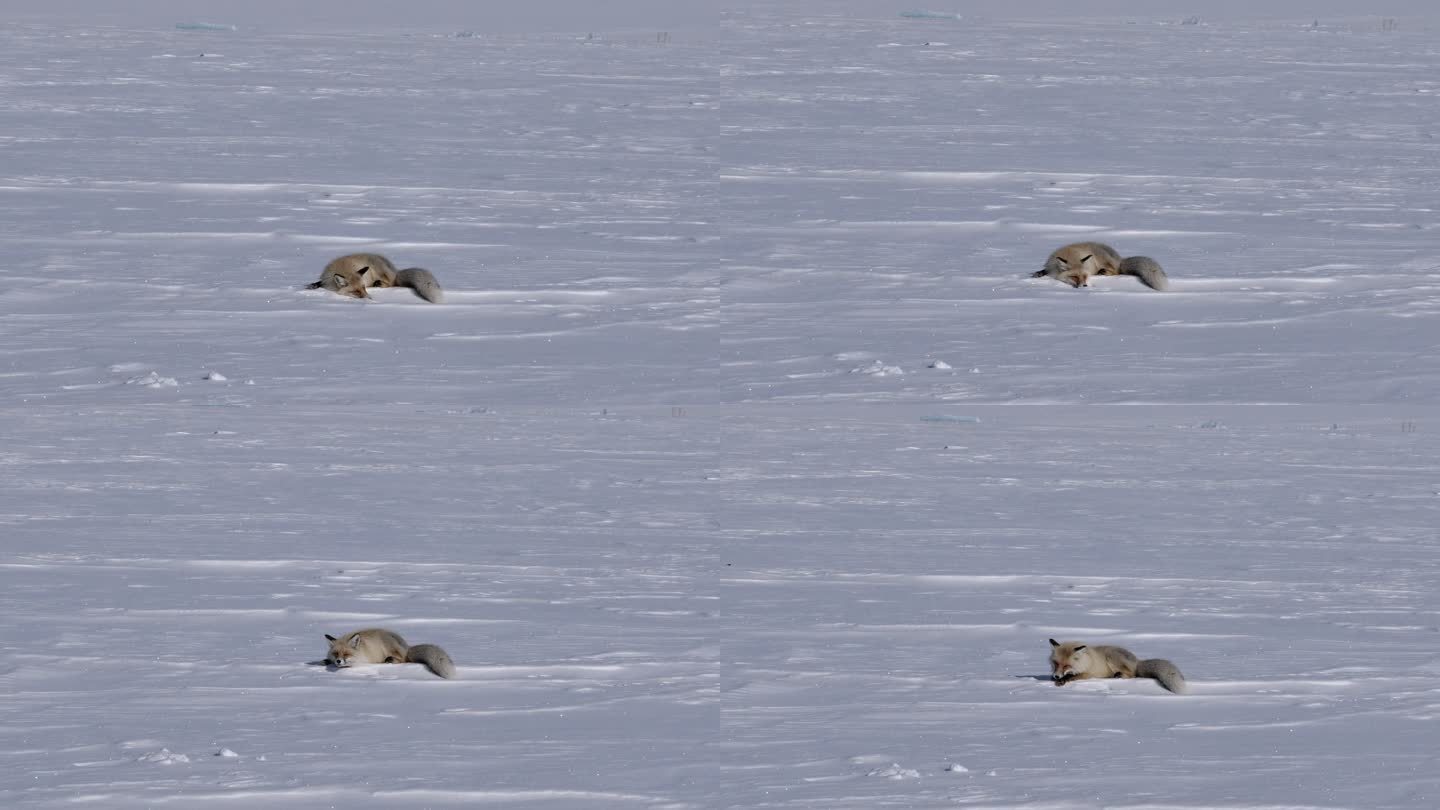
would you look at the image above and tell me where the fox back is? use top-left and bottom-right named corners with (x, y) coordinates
top-left (326, 253), bottom-right (399, 280)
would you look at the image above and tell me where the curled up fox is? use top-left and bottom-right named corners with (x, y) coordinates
top-left (1048, 638), bottom-right (1187, 694)
top-left (1032, 242), bottom-right (1169, 291)
top-left (324, 628), bottom-right (456, 679)
top-left (307, 252), bottom-right (444, 303)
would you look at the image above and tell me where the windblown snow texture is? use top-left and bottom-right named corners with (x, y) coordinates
top-left (2, 8), bottom-right (1438, 808)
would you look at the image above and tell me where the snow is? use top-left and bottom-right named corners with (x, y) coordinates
top-left (2, 6), bottom-right (1439, 809)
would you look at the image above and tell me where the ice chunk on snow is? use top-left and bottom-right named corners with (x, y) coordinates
top-left (851, 360), bottom-right (904, 376)
top-left (138, 748), bottom-right (190, 765)
top-left (125, 372), bottom-right (178, 388)
top-left (868, 763), bottom-right (921, 780)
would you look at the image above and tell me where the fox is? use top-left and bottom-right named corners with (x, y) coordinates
top-left (306, 252), bottom-right (445, 303)
top-left (1032, 242), bottom-right (1169, 291)
top-left (323, 628), bottom-right (456, 679)
top-left (1048, 638), bottom-right (1187, 694)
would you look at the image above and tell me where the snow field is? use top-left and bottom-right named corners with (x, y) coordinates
top-left (2, 8), bottom-right (1439, 808)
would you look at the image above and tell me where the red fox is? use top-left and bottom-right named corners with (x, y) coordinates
top-left (1048, 638), bottom-right (1186, 693)
top-left (324, 628), bottom-right (456, 679)
top-left (1032, 242), bottom-right (1169, 291)
top-left (307, 253), bottom-right (445, 303)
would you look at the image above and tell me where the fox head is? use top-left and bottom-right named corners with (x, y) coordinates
top-left (320, 268), bottom-right (372, 299)
top-left (324, 633), bottom-right (359, 668)
top-left (1045, 251), bottom-right (1095, 288)
top-left (1049, 638), bottom-right (1091, 681)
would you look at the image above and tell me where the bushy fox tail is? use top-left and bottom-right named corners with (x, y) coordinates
top-left (1136, 658), bottom-right (1186, 693)
top-left (1119, 256), bottom-right (1169, 291)
top-left (396, 267), bottom-right (444, 303)
top-left (405, 643), bottom-right (456, 679)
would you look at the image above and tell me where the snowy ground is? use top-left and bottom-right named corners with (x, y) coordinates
top-left (721, 12), bottom-right (1440, 404)
top-left (720, 404), bottom-right (1440, 808)
top-left (3, 8), bottom-right (1440, 809)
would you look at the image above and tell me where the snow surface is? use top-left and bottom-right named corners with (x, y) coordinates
top-left (2, 8), bottom-right (1440, 809)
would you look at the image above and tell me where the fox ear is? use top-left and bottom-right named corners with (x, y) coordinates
top-left (1049, 638), bottom-right (1059, 647)
top-left (1074, 645), bottom-right (1087, 652)
top-left (324, 634), bottom-right (337, 642)
top-left (348, 636), bottom-right (362, 649)
top-left (359, 266), bottom-right (370, 273)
